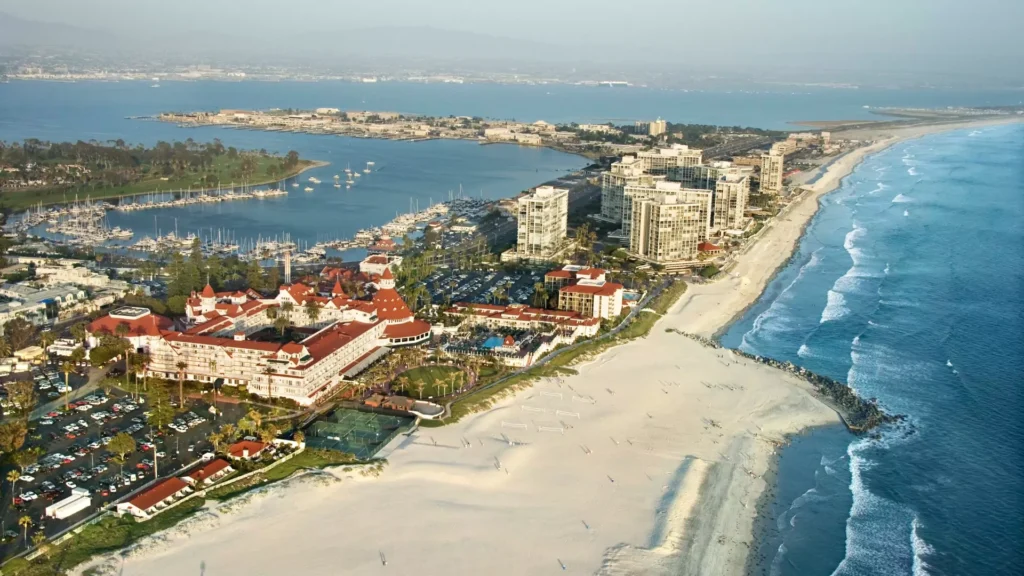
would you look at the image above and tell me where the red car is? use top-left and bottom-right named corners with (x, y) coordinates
top-left (47, 411), bottom-right (59, 418)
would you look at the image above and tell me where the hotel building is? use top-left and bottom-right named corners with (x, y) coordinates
top-left (543, 266), bottom-right (624, 320)
top-left (621, 181), bottom-right (712, 242)
top-left (760, 152), bottom-right (785, 194)
top-left (628, 194), bottom-right (706, 270)
top-left (502, 186), bottom-right (569, 263)
top-left (87, 269), bottom-right (430, 406)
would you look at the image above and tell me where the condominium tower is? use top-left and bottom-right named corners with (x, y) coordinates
top-left (628, 194), bottom-right (706, 267)
top-left (502, 186), bottom-right (569, 263)
top-left (760, 152), bottom-right (784, 194)
top-left (621, 181), bottom-right (712, 242)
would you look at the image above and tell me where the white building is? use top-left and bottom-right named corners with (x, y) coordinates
top-left (621, 181), bottom-right (712, 242)
top-left (629, 194), bottom-right (707, 270)
top-left (760, 152), bottom-right (785, 194)
top-left (502, 186), bottom-right (569, 263)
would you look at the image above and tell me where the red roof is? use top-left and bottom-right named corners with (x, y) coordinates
top-left (228, 440), bottom-right (267, 459)
top-left (560, 282), bottom-right (623, 296)
top-left (128, 477), bottom-right (189, 512)
top-left (544, 270), bottom-right (573, 279)
top-left (332, 280), bottom-right (344, 295)
top-left (372, 288), bottom-right (413, 321)
top-left (201, 284), bottom-right (215, 298)
top-left (364, 255), bottom-right (389, 265)
top-left (381, 267), bottom-right (394, 280)
top-left (88, 313), bottom-right (174, 338)
top-left (698, 242), bottom-right (723, 252)
top-left (383, 319), bottom-right (431, 339)
top-left (503, 335), bottom-right (515, 346)
top-left (186, 458), bottom-right (232, 483)
top-left (575, 268), bottom-right (606, 280)
top-left (163, 332), bottom-right (281, 352)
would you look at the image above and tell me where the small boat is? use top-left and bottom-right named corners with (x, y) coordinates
top-left (308, 176), bottom-right (321, 184)
top-left (346, 184), bottom-right (351, 189)
top-left (364, 161), bottom-right (374, 173)
top-left (354, 172), bottom-right (361, 178)
top-left (291, 182), bottom-right (299, 188)
top-left (304, 186), bottom-right (314, 192)
top-left (333, 174), bottom-right (340, 179)
top-left (334, 183), bottom-right (341, 188)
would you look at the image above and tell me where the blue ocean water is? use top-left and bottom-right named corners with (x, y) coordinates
top-left (722, 124), bottom-right (1024, 575)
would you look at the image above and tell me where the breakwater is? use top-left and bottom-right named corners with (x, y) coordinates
top-left (667, 328), bottom-right (900, 433)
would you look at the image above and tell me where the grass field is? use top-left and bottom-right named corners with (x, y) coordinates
top-left (396, 365), bottom-right (467, 400)
top-left (0, 156), bottom-right (320, 210)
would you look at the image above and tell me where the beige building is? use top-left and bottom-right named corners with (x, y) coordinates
top-left (714, 172), bottom-right (752, 232)
top-left (629, 194), bottom-right (706, 267)
top-left (544, 266), bottom-right (624, 320)
top-left (502, 186), bottom-right (569, 263)
top-left (599, 155), bottom-right (662, 223)
top-left (648, 118), bottom-right (667, 137)
top-left (637, 144), bottom-right (703, 175)
top-left (621, 181), bottom-right (712, 242)
top-left (760, 153), bottom-right (785, 194)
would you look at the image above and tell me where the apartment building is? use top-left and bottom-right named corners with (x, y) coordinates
top-left (621, 181), bottom-right (712, 242)
top-left (599, 155), bottom-right (660, 223)
top-left (714, 172), bottom-right (752, 232)
top-left (648, 118), bottom-right (667, 137)
top-left (628, 194), bottom-right (706, 268)
top-left (502, 186), bottom-right (569, 263)
top-left (760, 152), bottom-right (785, 194)
top-left (637, 144), bottom-right (703, 175)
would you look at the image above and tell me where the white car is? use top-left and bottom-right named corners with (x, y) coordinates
top-left (18, 475), bottom-right (34, 483)
top-left (65, 481), bottom-right (76, 489)
top-left (38, 383), bottom-right (52, 390)
top-left (21, 491), bottom-right (38, 501)
top-left (39, 419), bottom-right (53, 426)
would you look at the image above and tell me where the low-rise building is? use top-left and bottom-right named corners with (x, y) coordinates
top-left (227, 440), bottom-right (267, 460)
top-left (183, 458), bottom-right (235, 486)
top-left (116, 478), bottom-right (193, 520)
top-left (544, 266), bottom-right (623, 320)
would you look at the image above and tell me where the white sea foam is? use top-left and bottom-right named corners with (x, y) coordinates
top-left (892, 194), bottom-right (911, 203)
top-left (911, 516), bottom-right (935, 576)
top-left (820, 290), bottom-right (850, 323)
top-left (946, 359), bottom-right (953, 368)
top-left (825, 465), bottom-right (837, 476)
top-left (741, 248), bottom-right (823, 344)
top-left (907, 167), bottom-right (918, 176)
top-left (883, 263), bottom-right (890, 275)
top-left (867, 182), bottom-right (888, 195)
top-left (904, 210), bottom-right (909, 217)
top-left (797, 344), bottom-right (813, 358)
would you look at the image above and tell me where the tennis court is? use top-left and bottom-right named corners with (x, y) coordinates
top-left (304, 409), bottom-right (415, 459)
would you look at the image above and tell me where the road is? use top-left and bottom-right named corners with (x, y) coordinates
top-left (702, 136), bottom-right (773, 160)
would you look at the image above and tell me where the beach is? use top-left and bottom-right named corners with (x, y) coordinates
top-left (73, 116), bottom-right (1020, 576)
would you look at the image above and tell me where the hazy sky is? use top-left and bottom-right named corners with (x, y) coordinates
top-left (3, 0), bottom-right (1023, 74)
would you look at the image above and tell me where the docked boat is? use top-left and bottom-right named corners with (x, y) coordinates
top-left (304, 186), bottom-right (314, 192)
top-left (334, 183), bottom-right (342, 188)
top-left (308, 177), bottom-right (321, 184)
top-left (364, 161), bottom-right (374, 173)
top-left (291, 182), bottom-right (299, 188)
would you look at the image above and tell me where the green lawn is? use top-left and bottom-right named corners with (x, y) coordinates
top-left (0, 157), bottom-right (318, 210)
top-left (396, 365), bottom-right (466, 400)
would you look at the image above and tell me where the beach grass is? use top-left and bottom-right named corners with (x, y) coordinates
top-left (0, 157), bottom-right (319, 210)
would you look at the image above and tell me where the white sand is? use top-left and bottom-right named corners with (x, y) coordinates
top-left (75, 116), bottom-right (1021, 576)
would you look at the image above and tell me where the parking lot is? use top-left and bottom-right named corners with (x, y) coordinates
top-left (422, 268), bottom-right (546, 307)
top-left (0, 380), bottom-right (248, 555)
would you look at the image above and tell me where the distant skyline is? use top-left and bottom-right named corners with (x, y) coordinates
top-left (2, 0), bottom-right (1023, 84)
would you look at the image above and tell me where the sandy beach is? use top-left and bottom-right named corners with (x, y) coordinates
top-left (73, 116), bottom-right (1021, 576)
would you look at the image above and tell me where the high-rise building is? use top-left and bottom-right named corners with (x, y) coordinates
top-left (629, 194), bottom-right (706, 266)
top-left (502, 185), bottom-right (569, 263)
top-left (599, 155), bottom-right (661, 223)
top-left (714, 172), bottom-right (752, 232)
top-left (621, 181), bottom-right (712, 241)
top-left (637, 144), bottom-right (703, 175)
top-left (760, 152), bottom-right (785, 194)
top-left (649, 118), bottom-right (667, 137)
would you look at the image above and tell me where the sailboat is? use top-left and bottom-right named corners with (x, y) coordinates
top-left (364, 161), bottom-right (374, 173)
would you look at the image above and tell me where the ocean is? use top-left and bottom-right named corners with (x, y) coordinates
top-left (722, 123), bottom-right (1024, 575)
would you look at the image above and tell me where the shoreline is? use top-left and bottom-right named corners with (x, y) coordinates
top-left (1, 159), bottom-right (330, 210)
top-left (60, 117), bottom-right (1021, 576)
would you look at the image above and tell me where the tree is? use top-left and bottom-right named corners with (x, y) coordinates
top-left (394, 375), bottom-right (409, 395)
top-left (176, 361), bottom-right (188, 406)
top-left (38, 330), bottom-right (56, 351)
top-left (237, 417), bottom-right (256, 436)
top-left (273, 315), bottom-right (290, 337)
top-left (293, 430), bottom-right (305, 445)
top-left (6, 380), bottom-right (35, 420)
top-left (415, 380), bottom-right (426, 399)
top-left (115, 322), bottom-right (134, 392)
top-left (3, 318), bottom-right (36, 351)
top-left (30, 531), bottom-right (48, 556)
top-left (147, 387), bottom-right (175, 431)
top-left (11, 448), bottom-right (40, 473)
top-left (258, 425), bottom-right (278, 444)
top-left (208, 432), bottom-right (225, 453)
top-left (18, 515), bottom-right (31, 544)
top-left (108, 432), bottom-right (136, 478)
top-left (246, 409), bottom-right (264, 431)
top-left (0, 421), bottom-right (27, 454)
top-left (60, 361), bottom-right (75, 410)
top-left (304, 300), bottom-right (321, 325)
top-left (532, 282), bottom-right (548, 308)
top-left (6, 470), bottom-right (20, 499)
top-left (220, 423), bottom-right (237, 442)
top-left (0, 336), bottom-right (10, 358)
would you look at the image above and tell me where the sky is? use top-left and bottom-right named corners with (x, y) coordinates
top-left (2, 0), bottom-right (1023, 79)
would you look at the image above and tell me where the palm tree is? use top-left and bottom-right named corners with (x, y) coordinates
top-left (0, 336), bottom-right (11, 358)
top-left (415, 380), bottom-right (426, 399)
top-left (39, 330), bottom-right (56, 352)
top-left (246, 409), bottom-right (264, 430)
top-left (60, 361), bottom-right (75, 410)
top-left (281, 301), bottom-right (295, 321)
top-left (18, 515), bottom-right (31, 545)
top-left (305, 300), bottom-right (321, 325)
top-left (68, 323), bottom-right (85, 346)
top-left (175, 361), bottom-right (188, 406)
top-left (293, 430), bottom-right (305, 445)
top-left (263, 365), bottom-right (276, 399)
top-left (273, 315), bottom-right (290, 337)
top-left (448, 372), bottom-right (461, 396)
top-left (6, 470), bottom-right (20, 500)
top-left (394, 375), bottom-right (410, 395)
top-left (114, 322), bottom-right (133, 392)
top-left (220, 423), bottom-right (237, 442)
top-left (208, 432), bottom-right (224, 453)
top-left (208, 358), bottom-right (219, 416)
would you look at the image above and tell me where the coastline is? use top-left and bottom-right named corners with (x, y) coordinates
top-left (2, 160), bottom-right (330, 210)
top-left (64, 117), bottom-right (1021, 576)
